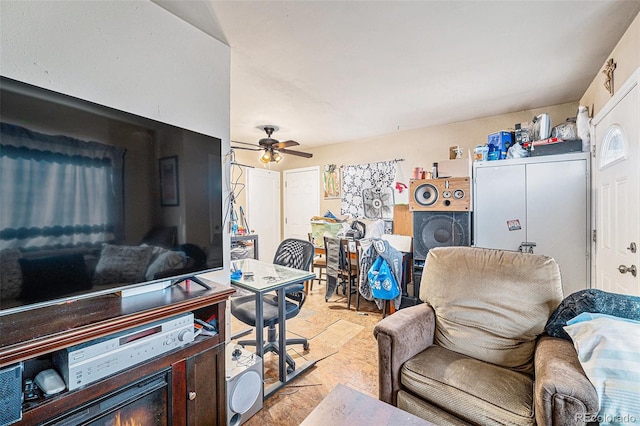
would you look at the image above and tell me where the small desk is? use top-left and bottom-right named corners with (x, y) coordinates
top-left (230, 258), bottom-right (316, 399)
top-left (315, 245), bottom-right (412, 280)
top-left (301, 384), bottom-right (433, 425)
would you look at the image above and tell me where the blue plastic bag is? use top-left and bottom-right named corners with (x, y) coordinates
top-left (323, 210), bottom-right (338, 219)
top-left (367, 256), bottom-right (400, 300)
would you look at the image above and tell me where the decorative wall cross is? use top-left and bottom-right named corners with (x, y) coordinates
top-left (602, 58), bottom-right (616, 96)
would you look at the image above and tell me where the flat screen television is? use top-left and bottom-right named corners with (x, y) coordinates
top-left (0, 76), bottom-right (224, 314)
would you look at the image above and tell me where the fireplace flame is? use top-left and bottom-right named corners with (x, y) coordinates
top-left (114, 412), bottom-right (144, 426)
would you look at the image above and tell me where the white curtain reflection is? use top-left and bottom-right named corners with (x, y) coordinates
top-left (0, 122), bottom-right (124, 251)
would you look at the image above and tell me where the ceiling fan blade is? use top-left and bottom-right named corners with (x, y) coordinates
top-left (278, 148), bottom-right (313, 158)
top-left (231, 145), bottom-right (261, 151)
top-left (273, 140), bottom-right (300, 149)
top-left (231, 140), bottom-right (260, 147)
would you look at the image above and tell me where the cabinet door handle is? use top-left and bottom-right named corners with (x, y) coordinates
top-left (618, 265), bottom-right (637, 277)
top-left (189, 391), bottom-right (197, 401)
top-left (518, 242), bottom-right (537, 254)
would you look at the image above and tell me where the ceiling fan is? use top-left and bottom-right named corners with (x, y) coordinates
top-left (231, 125), bottom-right (313, 163)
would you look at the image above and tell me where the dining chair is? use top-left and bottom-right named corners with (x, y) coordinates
top-left (324, 236), bottom-right (360, 310)
top-left (342, 238), bottom-right (361, 311)
top-left (307, 233), bottom-right (326, 291)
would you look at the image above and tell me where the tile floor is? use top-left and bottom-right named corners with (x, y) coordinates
top-left (229, 279), bottom-right (385, 426)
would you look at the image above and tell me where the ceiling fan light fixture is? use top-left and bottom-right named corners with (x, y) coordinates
top-left (235, 125), bottom-right (310, 161)
top-left (258, 148), bottom-right (283, 163)
top-left (259, 150), bottom-right (272, 164)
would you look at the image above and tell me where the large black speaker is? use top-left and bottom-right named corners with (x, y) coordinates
top-left (413, 211), bottom-right (471, 260)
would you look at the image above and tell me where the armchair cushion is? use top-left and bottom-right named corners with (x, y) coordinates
top-left (421, 247), bottom-right (563, 375)
top-left (402, 346), bottom-right (535, 425)
top-left (396, 391), bottom-right (470, 426)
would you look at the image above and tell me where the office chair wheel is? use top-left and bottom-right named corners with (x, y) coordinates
top-left (286, 358), bottom-right (296, 374)
top-left (303, 342), bottom-right (310, 351)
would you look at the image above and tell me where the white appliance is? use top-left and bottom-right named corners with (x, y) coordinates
top-left (53, 313), bottom-right (194, 391)
top-left (473, 152), bottom-right (590, 296)
top-left (226, 345), bottom-right (263, 426)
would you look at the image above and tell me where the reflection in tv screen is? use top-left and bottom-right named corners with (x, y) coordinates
top-left (0, 77), bottom-right (223, 313)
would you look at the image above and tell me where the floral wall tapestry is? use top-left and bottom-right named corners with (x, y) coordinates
top-left (341, 160), bottom-right (397, 218)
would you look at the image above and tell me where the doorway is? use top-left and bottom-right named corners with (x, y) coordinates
top-left (246, 168), bottom-right (281, 262)
top-left (592, 68), bottom-right (639, 296)
top-left (283, 167), bottom-right (320, 241)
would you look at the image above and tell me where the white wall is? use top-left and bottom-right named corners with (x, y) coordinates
top-left (232, 101), bottom-right (579, 231)
top-left (0, 0), bottom-right (232, 282)
top-left (581, 11), bottom-right (640, 115)
top-left (306, 102), bottom-right (579, 216)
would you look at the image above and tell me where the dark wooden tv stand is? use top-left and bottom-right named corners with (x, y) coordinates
top-left (0, 280), bottom-right (234, 425)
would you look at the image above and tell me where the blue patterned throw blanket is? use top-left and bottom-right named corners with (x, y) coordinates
top-left (545, 289), bottom-right (640, 341)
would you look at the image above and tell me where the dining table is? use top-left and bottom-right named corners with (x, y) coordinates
top-left (230, 258), bottom-right (316, 399)
top-left (315, 238), bottom-right (414, 315)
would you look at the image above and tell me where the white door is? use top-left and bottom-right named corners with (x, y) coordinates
top-left (283, 167), bottom-right (320, 240)
top-left (246, 168), bottom-right (280, 262)
top-left (592, 69), bottom-right (639, 296)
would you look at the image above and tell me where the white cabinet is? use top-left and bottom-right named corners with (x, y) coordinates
top-left (473, 152), bottom-right (590, 296)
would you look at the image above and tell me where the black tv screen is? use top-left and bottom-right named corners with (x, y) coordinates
top-left (0, 76), bottom-right (224, 313)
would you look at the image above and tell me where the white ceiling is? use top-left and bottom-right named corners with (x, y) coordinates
top-left (156, 0), bottom-right (640, 149)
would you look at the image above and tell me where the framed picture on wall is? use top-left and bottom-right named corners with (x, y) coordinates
top-left (323, 164), bottom-right (341, 199)
top-left (159, 156), bottom-right (180, 206)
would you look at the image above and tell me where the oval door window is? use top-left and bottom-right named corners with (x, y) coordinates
top-left (599, 124), bottom-right (627, 169)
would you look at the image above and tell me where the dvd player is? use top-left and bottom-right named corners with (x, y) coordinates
top-left (53, 313), bottom-right (194, 391)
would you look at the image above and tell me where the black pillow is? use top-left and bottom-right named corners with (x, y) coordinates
top-left (19, 253), bottom-right (91, 301)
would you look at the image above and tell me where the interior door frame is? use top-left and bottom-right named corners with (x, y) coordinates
top-left (246, 167), bottom-right (281, 262)
top-left (590, 67), bottom-right (639, 293)
top-left (283, 166), bottom-right (320, 240)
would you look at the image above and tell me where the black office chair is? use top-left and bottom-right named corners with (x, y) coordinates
top-left (231, 238), bottom-right (315, 373)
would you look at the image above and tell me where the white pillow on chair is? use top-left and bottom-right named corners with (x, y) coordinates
top-left (564, 313), bottom-right (640, 424)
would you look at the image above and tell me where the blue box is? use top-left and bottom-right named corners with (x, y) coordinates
top-left (488, 131), bottom-right (513, 160)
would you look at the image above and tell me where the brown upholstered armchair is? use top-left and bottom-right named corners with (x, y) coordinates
top-left (374, 247), bottom-right (599, 426)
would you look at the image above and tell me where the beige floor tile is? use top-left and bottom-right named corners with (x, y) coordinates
top-left (232, 286), bottom-right (385, 425)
